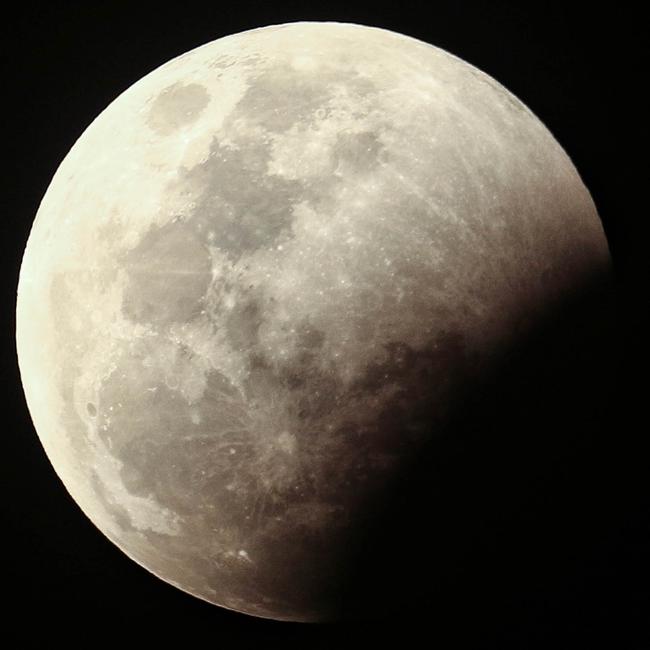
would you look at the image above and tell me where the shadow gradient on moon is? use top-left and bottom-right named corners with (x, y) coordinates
top-left (332, 267), bottom-right (617, 622)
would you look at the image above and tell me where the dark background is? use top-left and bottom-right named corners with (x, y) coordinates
top-left (3, 2), bottom-right (647, 647)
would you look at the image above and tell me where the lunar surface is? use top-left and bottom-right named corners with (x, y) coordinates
top-left (16, 22), bottom-right (610, 621)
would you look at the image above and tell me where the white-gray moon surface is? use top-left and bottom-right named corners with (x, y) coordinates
top-left (16, 22), bottom-right (610, 621)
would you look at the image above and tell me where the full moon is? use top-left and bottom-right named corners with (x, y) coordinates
top-left (17, 22), bottom-right (610, 621)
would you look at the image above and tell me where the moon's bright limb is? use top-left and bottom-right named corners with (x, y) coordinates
top-left (16, 22), bottom-right (610, 621)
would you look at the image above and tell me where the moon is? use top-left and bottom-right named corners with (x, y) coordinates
top-left (16, 22), bottom-right (610, 621)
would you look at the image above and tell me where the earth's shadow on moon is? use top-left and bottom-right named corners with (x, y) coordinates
top-left (324, 267), bottom-right (617, 633)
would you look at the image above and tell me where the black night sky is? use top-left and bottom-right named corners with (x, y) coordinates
top-left (4, 2), bottom-right (648, 647)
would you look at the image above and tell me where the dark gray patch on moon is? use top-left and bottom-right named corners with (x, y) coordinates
top-left (225, 294), bottom-right (264, 352)
top-left (233, 63), bottom-right (333, 133)
top-left (121, 217), bottom-right (212, 326)
top-left (332, 130), bottom-right (386, 171)
top-left (179, 136), bottom-right (303, 261)
top-left (228, 61), bottom-right (379, 134)
top-left (147, 82), bottom-right (210, 135)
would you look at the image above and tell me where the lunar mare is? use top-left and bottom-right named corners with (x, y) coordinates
top-left (16, 22), bottom-right (610, 621)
